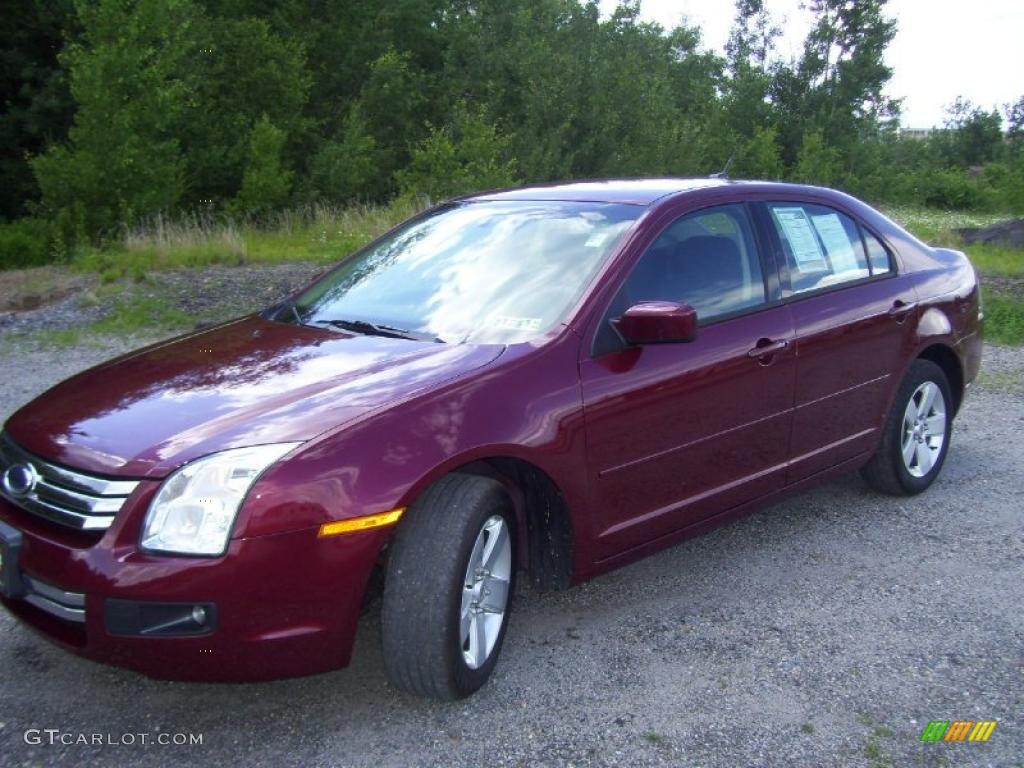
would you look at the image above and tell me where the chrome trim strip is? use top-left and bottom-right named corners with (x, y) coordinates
top-left (33, 478), bottom-right (124, 514)
top-left (22, 575), bottom-right (87, 623)
top-left (23, 575), bottom-right (86, 608)
top-left (0, 433), bottom-right (139, 531)
top-left (42, 462), bottom-right (140, 497)
top-left (0, 491), bottom-right (116, 531)
top-left (24, 594), bottom-right (86, 623)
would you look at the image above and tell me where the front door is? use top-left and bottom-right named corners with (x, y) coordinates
top-left (581, 203), bottom-right (796, 560)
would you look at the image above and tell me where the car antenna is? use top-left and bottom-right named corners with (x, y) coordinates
top-left (710, 156), bottom-right (733, 180)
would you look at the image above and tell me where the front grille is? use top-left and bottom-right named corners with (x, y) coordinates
top-left (0, 433), bottom-right (140, 531)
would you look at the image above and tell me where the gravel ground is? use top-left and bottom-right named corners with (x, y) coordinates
top-left (0, 324), bottom-right (1021, 768)
top-left (0, 262), bottom-right (324, 334)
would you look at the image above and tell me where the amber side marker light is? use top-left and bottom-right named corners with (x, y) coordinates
top-left (318, 508), bottom-right (405, 537)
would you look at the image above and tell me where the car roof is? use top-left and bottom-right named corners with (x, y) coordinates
top-left (468, 178), bottom-right (732, 206)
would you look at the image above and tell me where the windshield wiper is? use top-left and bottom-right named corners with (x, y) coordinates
top-left (314, 319), bottom-right (444, 343)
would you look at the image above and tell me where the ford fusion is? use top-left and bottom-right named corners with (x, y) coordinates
top-left (0, 179), bottom-right (982, 699)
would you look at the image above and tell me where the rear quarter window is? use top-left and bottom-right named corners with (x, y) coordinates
top-left (863, 228), bottom-right (893, 274)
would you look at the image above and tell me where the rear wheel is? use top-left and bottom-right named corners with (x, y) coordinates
top-left (862, 359), bottom-right (953, 495)
top-left (382, 474), bottom-right (515, 700)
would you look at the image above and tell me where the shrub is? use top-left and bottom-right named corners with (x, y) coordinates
top-left (732, 126), bottom-right (784, 180)
top-left (230, 116), bottom-right (294, 217)
top-left (794, 129), bottom-right (841, 187)
top-left (0, 218), bottom-right (57, 268)
top-left (916, 169), bottom-right (988, 210)
top-left (307, 106), bottom-right (382, 204)
top-left (395, 102), bottom-right (518, 200)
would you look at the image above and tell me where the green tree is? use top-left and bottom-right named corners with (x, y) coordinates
top-left (32, 0), bottom-right (194, 241)
top-left (0, 0), bottom-right (78, 219)
top-left (1006, 94), bottom-right (1024, 159)
top-left (31, 0), bottom-right (310, 239)
top-left (725, 0), bottom-right (780, 73)
top-left (774, 0), bottom-right (898, 171)
top-left (935, 97), bottom-right (1005, 167)
top-left (357, 48), bottom-right (431, 195)
top-left (395, 102), bottom-right (518, 200)
top-left (307, 104), bottom-right (382, 204)
top-left (793, 128), bottom-right (841, 186)
top-left (732, 125), bottom-right (784, 179)
top-left (178, 15), bottom-right (310, 207)
top-left (230, 115), bottom-right (293, 216)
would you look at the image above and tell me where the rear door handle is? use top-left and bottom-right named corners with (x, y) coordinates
top-left (889, 299), bottom-right (917, 323)
top-left (747, 339), bottom-right (789, 359)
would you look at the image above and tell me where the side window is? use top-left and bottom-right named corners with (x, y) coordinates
top-left (862, 227), bottom-right (892, 274)
top-left (612, 204), bottom-right (766, 323)
top-left (768, 203), bottom-right (871, 294)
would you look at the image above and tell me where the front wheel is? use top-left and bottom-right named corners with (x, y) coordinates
top-left (382, 474), bottom-right (516, 700)
top-left (861, 359), bottom-right (953, 495)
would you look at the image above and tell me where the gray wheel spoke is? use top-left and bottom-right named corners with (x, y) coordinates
top-left (917, 382), bottom-right (937, 418)
top-left (481, 520), bottom-right (509, 574)
top-left (460, 588), bottom-right (474, 639)
top-left (915, 441), bottom-right (934, 475)
top-left (902, 433), bottom-right (917, 465)
top-left (903, 399), bottom-right (918, 428)
top-left (479, 577), bottom-right (509, 613)
top-left (924, 415), bottom-right (945, 437)
top-left (466, 530), bottom-right (486, 579)
top-left (470, 614), bottom-right (488, 668)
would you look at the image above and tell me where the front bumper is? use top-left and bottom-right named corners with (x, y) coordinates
top-left (0, 489), bottom-right (387, 682)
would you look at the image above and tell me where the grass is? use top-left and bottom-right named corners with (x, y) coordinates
top-left (2, 199), bottom-right (1021, 347)
top-left (854, 714), bottom-right (895, 768)
top-left (11, 293), bottom-right (192, 349)
top-left (884, 205), bottom-right (1024, 345)
top-left (983, 294), bottom-right (1024, 345)
top-left (883, 204), bottom-right (1024, 278)
top-left (977, 368), bottom-right (1024, 395)
top-left (71, 200), bottom-right (424, 280)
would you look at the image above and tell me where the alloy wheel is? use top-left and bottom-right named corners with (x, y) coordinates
top-left (460, 515), bottom-right (512, 669)
top-left (901, 381), bottom-right (947, 478)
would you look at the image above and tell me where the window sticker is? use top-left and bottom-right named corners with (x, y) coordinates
top-left (774, 207), bottom-right (827, 270)
top-left (488, 315), bottom-right (542, 332)
top-left (810, 213), bottom-right (860, 274)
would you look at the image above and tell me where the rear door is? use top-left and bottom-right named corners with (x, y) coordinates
top-left (757, 201), bottom-right (919, 483)
top-left (580, 203), bottom-right (796, 560)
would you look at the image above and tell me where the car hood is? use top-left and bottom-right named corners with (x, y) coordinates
top-left (5, 316), bottom-right (504, 477)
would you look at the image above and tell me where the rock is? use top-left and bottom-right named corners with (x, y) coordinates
top-left (956, 218), bottom-right (1024, 248)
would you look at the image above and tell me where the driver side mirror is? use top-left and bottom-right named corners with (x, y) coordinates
top-left (614, 301), bottom-right (698, 345)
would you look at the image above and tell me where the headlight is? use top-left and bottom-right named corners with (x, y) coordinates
top-left (141, 443), bottom-right (301, 556)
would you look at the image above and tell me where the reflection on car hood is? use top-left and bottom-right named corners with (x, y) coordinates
top-left (5, 316), bottom-right (505, 477)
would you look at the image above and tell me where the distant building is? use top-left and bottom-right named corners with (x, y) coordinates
top-left (900, 127), bottom-right (935, 140)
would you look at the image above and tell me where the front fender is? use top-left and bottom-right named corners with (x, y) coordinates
top-left (233, 337), bottom-right (592, 552)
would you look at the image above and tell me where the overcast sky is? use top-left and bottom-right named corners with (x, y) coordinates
top-left (599, 0), bottom-right (1022, 128)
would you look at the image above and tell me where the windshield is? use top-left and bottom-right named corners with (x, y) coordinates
top-left (288, 200), bottom-right (641, 344)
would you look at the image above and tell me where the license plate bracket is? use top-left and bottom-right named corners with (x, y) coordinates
top-left (0, 520), bottom-right (25, 599)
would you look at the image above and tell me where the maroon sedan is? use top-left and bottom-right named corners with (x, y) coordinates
top-left (0, 179), bottom-right (982, 699)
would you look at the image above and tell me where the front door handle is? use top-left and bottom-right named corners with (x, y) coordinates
top-left (747, 338), bottom-right (789, 360)
top-left (889, 299), bottom-right (917, 323)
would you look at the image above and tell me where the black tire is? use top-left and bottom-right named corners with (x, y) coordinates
top-left (382, 473), bottom-right (516, 700)
top-left (861, 359), bottom-right (954, 496)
